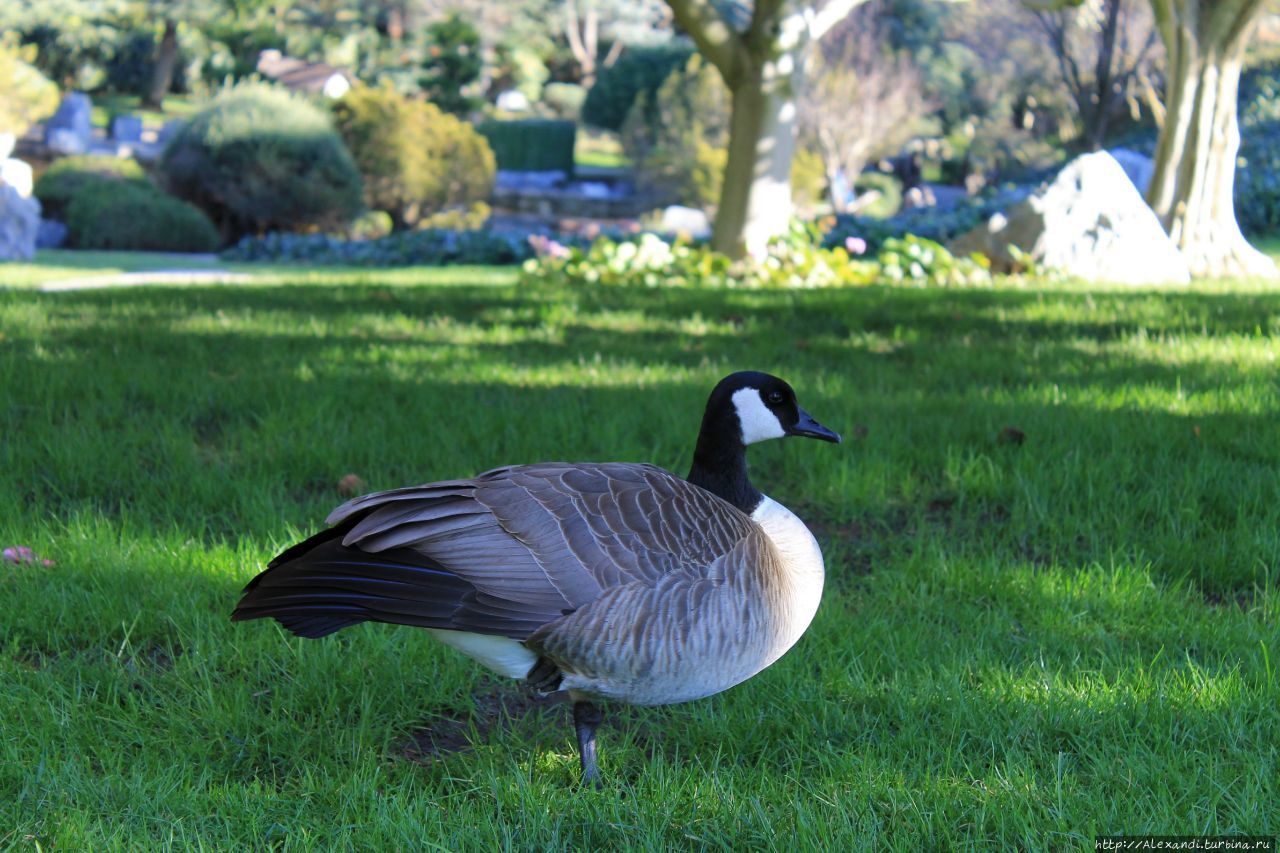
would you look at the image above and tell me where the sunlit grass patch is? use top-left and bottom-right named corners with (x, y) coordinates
top-left (1, 269), bottom-right (1277, 847)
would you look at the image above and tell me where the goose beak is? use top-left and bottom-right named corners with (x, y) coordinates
top-left (788, 409), bottom-right (841, 444)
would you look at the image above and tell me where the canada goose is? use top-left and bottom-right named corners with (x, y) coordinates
top-left (232, 371), bottom-right (840, 784)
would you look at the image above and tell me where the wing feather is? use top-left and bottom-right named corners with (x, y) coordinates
top-left (235, 462), bottom-right (759, 644)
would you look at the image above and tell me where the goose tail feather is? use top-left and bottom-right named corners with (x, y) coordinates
top-left (231, 523), bottom-right (475, 639)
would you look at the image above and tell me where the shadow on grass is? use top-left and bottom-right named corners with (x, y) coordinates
top-left (7, 280), bottom-right (1276, 591)
top-left (3, 275), bottom-right (1278, 841)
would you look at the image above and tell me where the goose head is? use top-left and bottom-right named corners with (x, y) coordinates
top-left (721, 371), bottom-right (841, 446)
top-left (688, 371), bottom-right (840, 512)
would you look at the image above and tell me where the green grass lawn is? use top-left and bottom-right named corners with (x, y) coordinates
top-left (575, 128), bottom-right (631, 170)
top-left (89, 94), bottom-right (200, 129)
top-left (1, 268), bottom-right (1277, 848)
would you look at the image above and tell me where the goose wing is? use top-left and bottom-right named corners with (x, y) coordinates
top-left (233, 462), bottom-right (758, 640)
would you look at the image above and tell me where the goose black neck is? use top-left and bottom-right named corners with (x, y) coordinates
top-left (686, 409), bottom-right (762, 515)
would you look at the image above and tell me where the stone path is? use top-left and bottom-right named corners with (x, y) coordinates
top-left (38, 269), bottom-right (256, 292)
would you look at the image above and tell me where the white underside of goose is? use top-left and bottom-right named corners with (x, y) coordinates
top-left (749, 494), bottom-right (826, 653)
top-left (423, 494), bottom-right (825, 703)
top-left (425, 628), bottom-right (539, 680)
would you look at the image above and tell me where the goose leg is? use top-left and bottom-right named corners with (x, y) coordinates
top-left (573, 700), bottom-right (604, 787)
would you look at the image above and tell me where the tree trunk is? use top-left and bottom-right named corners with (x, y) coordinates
top-left (144, 19), bottom-right (179, 109)
top-left (711, 52), bottom-right (797, 257)
top-left (1146, 0), bottom-right (1275, 278)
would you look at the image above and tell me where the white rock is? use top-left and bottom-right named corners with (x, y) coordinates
top-left (1107, 147), bottom-right (1154, 195)
top-left (43, 92), bottom-right (93, 156)
top-left (658, 205), bottom-right (711, 239)
top-left (0, 183), bottom-right (41, 261)
top-left (0, 158), bottom-right (34, 198)
top-left (496, 90), bottom-right (530, 112)
top-left (951, 151), bottom-right (1190, 284)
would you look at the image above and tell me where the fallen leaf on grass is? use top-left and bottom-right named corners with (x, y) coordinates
top-left (998, 426), bottom-right (1026, 446)
top-left (337, 474), bottom-right (367, 497)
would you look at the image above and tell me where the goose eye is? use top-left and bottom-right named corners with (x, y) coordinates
top-left (765, 390), bottom-right (785, 406)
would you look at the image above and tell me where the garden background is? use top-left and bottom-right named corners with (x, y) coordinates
top-left (1, 0), bottom-right (1278, 848)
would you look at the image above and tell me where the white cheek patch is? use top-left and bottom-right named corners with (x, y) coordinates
top-left (732, 387), bottom-right (786, 445)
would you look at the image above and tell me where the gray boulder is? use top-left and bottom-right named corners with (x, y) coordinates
top-left (658, 205), bottom-right (711, 239)
top-left (158, 119), bottom-right (186, 145)
top-left (0, 183), bottom-right (41, 261)
top-left (110, 114), bottom-right (144, 144)
top-left (44, 92), bottom-right (94, 156)
top-left (37, 218), bottom-right (68, 249)
top-left (951, 151), bottom-right (1190, 285)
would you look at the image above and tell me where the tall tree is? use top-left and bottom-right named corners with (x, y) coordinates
top-left (798, 13), bottom-right (929, 211)
top-left (1030, 0), bottom-right (1159, 151)
top-left (421, 11), bottom-right (484, 114)
top-left (1145, 0), bottom-right (1275, 277)
top-left (144, 17), bottom-right (179, 108)
top-left (663, 0), bottom-right (872, 257)
top-left (563, 0), bottom-right (670, 87)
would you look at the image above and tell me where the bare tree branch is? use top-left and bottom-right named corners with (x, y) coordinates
top-left (664, 0), bottom-right (750, 83)
top-left (799, 21), bottom-right (931, 210)
top-left (602, 38), bottom-right (625, 69)
top-left (585, 3), bottom-right (599, 63)
top-left (1030, 0), bottom-right (1162, 149)
top-left (565, 1), bottom-right (589, 67)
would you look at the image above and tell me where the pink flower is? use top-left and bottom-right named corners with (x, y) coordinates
top-left (528, 234), bottom-right (571, 259)
top-left (844, 236), bottom-right (868, 256)
top-left (3, 546), bottom-right (54, 567)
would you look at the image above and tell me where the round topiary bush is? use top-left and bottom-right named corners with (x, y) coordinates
top-left (332, 85), bottom-right (495, 231)
top-left (159, 83), bottom-right (363, 238)
top-left (33, 155), bottom-right (149, 220)
top-left (0, 38), bottom-right (59, 138)
top-left (65, 180), bottom-right (220, 251)
top-left (582, 44), bottom-right (694, 132)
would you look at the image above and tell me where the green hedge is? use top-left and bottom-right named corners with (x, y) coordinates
top-left (478, 119), bottom-right (576, 174)
top-left (159, 83), bottom-right (363, 238)
top-left (582, 44), bottom-right (694, 132)
top-left (34, 155), bottom-right (148, 220)
top-left (65, 180), bottom-right (220, 252)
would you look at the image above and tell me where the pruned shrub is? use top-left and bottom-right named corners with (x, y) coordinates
top-left (621, 54), bottom-right (729, 209)
top-left (582, 44), bottom-right (694, 131)
top-left (478, 119), bottom-right (576, 174)
top-left (65, 180), bottom-right (220, 252)
top-left (33, 155), bottom-right (148, 220)
top-left (221, 228), bottom-right (530, 266)
top-left (332, 85), bottom-right (495, 231)
top-left (0, 37), bottom-right (59, 137)
top-left (421, 12), bottom-right (483, 115)
top-left (1236, 62), bottom-right (1280, 236)
top-left (1237, 121), bottom-right (1280, 237)
top-left (159, 83), bottom-right (363, 238)
top-left (541, 82), bottom-right (587, 121)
